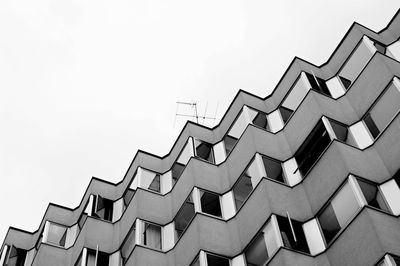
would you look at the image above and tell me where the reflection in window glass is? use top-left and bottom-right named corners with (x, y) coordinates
top-left (47, 223), bottom-right (67, 247)
top-left (6, 246), bottom-right (27, 266)
top-left (318, 181), bottom-right (361, 243)
top-left (357, 179), bottom-right (389, 212)
top-left (364, 82), bottom-right (400, 139)
top-left (174, 194), bottom-right (195, 238)
top-left (233, 173), bottom-right (253, 210)
top-left (94, 196), bottom-right (113, 222)
top-left (194, 139), bottom-right (215, 163)
top-left (223, 135), bottom-right (238, 155)
top-left (328, 119), bottom-right (349, 142)
top-left (262, 156), bottom-right (284, 183)
top-left (199, 190), bottom-right (222, 217)
top-left (279, 106), bottom-right (293, 124)
top-left (142, 222), bottom-right (162, 250)
top-left (172, 162), bottom-right (185, 185)
top-left (252, 111), bottom-right (269, 130)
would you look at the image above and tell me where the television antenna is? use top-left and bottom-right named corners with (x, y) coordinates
top-left (174, 101), bottom-right (218, 127)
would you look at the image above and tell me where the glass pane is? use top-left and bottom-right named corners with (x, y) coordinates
top-left (143, 223), bottom-right (162, 250)
top-left (245, 232), bottom-right (269, 266)
top-left (262, 156), bottom-right (284, 183)
top-left (172, 163), bottom-right (185, 185)
top-left (305, 72), bottom-right (331, 96)
top-left (228, 110), bottom-right (248, 139)
top-left (174, 195), bottom-right (195, 238)
top-left (200, 190), bottom-right (222, 217)
top-left (194, 139), bottom-right (214, 163)
top-left (233, 173), bottom-right (253, 210)
top-left (148, 174), bottom-right (161, 192)
top-left (6, 247), bottom-right (26, 266)
top-left (279, 106), bottom-right (293, 124)
top-left (252, 112), bottom-right (269, 130)
top-left (329, 119), bottom-right (349, 142)
top-left (275, 215), bottom-right (309, 253)
top-left (206, 253), bottom-right (230, 266)
top-left (357, 179), bottom-right (389, 212)
top-left (47, 223), bottom-right (67, 247)
top-left (97, 251), bottom-right (110, 266)
top-left (95, 196), bottom-right (113, 222)
top-left (177, 140), bottom-right (193, 165)
top-left (121, 224), bottom-right (136, 259)
top-left (369, 82), bottom-right (400, 132)
top-left (224, 135), bottom-right (238, 155)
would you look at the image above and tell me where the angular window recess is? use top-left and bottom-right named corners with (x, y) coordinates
top-left (338, 76), bottom-right (351, 90)
top-left (282, 72), bottom-right (312, 112)
top-left (223, 135), bottom-right (238, 155)
top-left (142, 222), bottom-right (162, 250)
top-left (206, 253), bottom-right (230, 266)
top-left (305, 72), bottom-right (331, 96)
top-left (228, 106), bottom-right (257, 139)
top-left (79, 248), bottom-right (110, 266)
top-left (380, 179), bottom-right (400, 215)
top-left (44, 221), bottom-right (67, 247)
top-left (267, 109), bottom-right (285, 133)
top-left (294, 120), bottom-right (332, 176)
top-left (1, 245), bottom-right (27, 266)
top-left (233, 171), bottom-right (253, 211)
top-left (302, 219), bottom-right (326, 255)
top-left (317, 179), bottom-right (361, 244)
top-left (84, 194), bottom-right (96, 216)
top-left (374, 41), bottom-right (386, 54)
top-left (356, 178), bottom-right (390, 212)
top-left (338, 36), bottom-right (376, 86)
top-left (262, 156), bottom-right (284, 183)
top-left (177, 137), bottom-right (195, 165)
top-left (138, 168), bottom-right (161, 193)
top-left (123, 189), bottom-right (135, 207)
top-left (199, 190), bottom-right (222, 217)
top-left (213, 141), bottom-right (227, 165)
top-left (252, 110), bottom-right (269, 131)
top-left (194, 139), bottom-right (215, 163)
top-left (121, 223), bottom-right (136, 260)
top-left (324, 118), bottom-right (349, 143)
top-left (363, 79), bottom-right (400, 139)
top-left (377, 254), bottom-right (400, 266)
top-left (275, 214), bottom-right (309, 253)
top-left (278, 106), bottom-right (293, 124)
top-left (171, 162), bottom-right (185, 185)
top-left (244, 215), bottom-right (282, 265)
top-left (326, 76), bottom-right (347, 98)
top-left (93, 195), bottom-right (114, 222)
top-left (174, 194), bottom-right (195, 239)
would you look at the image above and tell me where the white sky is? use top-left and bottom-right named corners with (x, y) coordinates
top-left (0, 1), bottom-right (399, 243)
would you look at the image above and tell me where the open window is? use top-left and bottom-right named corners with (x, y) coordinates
top-left (141, 222), bottom-right (162, 250)
top-left (199, 190), bottom-right (222, 217)
top-left (244, 214), bottom-right (309, 265)
top-left (363, 79), bottom-right (400, 139)
top-left (194, 139), bottom-right (215, 163)
top-left (44, 222), bottom-right (67, 247)
top-left (304, 72), bottom-right (331, 97)
top-left (75, 248), bottom-right (112, 266)
top-left (174, 194), bottom-right (195, 239)
top-left (223, 135), bottom-right (238, 155)
top-left (294, 120), bottom-right (332, 176)
top-left (1, 245), bottom-right (27, 266)
top-left (138, 168), bottom-right (161, 193)
top-left (93, 195), bottom-right (114, 222)
top-left (252, 109), bottom-right (270, 131)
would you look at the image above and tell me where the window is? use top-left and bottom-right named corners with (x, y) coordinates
top-left (142, 222), bottom-right (162, 250)
top-left (233, 171), bottom-right (253, 210)
top-left (223, 135), bottom-right (238, 155)
top-left (206, 253), bottom-right (230, 266)
top-left (172, 162), bottom-right (185, 185)
top-left (140, 168), bottom-right (161, 193)
top-left (84, 249), bottom-right (109, 266)
top-left (252, 111), bottom-right (269, 130)
top-left (123, 189), bottom-right (135, 207)
top-left (194, 139), bottom-right (215, 163)
top-left (262, 156), bottom-right (284, 183)
top-left (363, 80), bottom-right (400, 139)
top-left (1, 245), bottom-right (27, 266)
top-left (305, 72), bottom-right (331, 96)
top-left (174, 194), bottom-right (195, 239)
top-left (121, 223), bottom-right (136, 260)
top-left (279, 106), bottom-right (293, 124)
top-left (275, 214), bottom-right (309, 253)
top-left (46, 222), bottom-right (67, 247)
top-left (295, 120), bottom-right (332, 176)
top-left (393, 169), bottom-right (400, 188)
top-left (357, 178), bottom-right (390, 212)
top-left (93, 195), bottom-right (113, 222)
top-left (318, 180), bottom-right (360, 244)
top-left (199, 190), bottom-right (222, 217)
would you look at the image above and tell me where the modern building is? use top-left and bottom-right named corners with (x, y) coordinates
top-left (3, 9), bottom-right (400, 266)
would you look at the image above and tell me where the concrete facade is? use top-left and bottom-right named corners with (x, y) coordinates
top-left (2, 9), bottom-right (400, 266)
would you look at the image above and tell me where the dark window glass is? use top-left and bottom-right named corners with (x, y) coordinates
top-left (174, 195), bottom-right (195, 238)
top-left (200, 190), bottom-right (222, 217)
top-left (143, 223), bottom-right (162, 250)
top-left (148, 174), bottom-right (161, 192)
top-left (262, 156), bottom-right (284, 183)
top-left (295, 121), bottom-right (331, 176)
top-left (357, 179), bottom-right (390, 212)
top-left (123, 189), bottom-right (135, 206)
top-left (195, 141), bottom-right (214, 163)
top-left (339, 76), bottom-right (351, 90)
top-left (276, 215), bottom-right (309, 253)
top-left (318, 204), bottom-right (341, 244)
top-left (97, 251), bottom-right (109, 266)
top-left (233, 173), bottom-right (253, 210)
top-left (305, 73), bottom-right (331, 96)
top-left (172, 162), bottom-right (185, 185)
top-left (245, 232), bottom-right (269, 266)
top-left (393, 169), bottom-right (400, 188)
top-left (364, 113), bottom-right (380, 139)
top-left (374, 42), bottom-right (386, 54)
top-left (252, 112), bottom-right (269, 130)
top-left (206, 253), bottom-right (230, 266)
top-left (329, 119), bottom-right (348, 142)
top-left (94, 196), bottom-right (113, 222)
top-left (7, 246), bottom-right (27, 266)
top-left (279, 106), bottom-right (293, 124)
top-left (224, 135), bottom-right (238, 155)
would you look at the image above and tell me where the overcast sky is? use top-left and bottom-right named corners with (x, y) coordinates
top-left (0, 1), bottom-right (399, 243)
